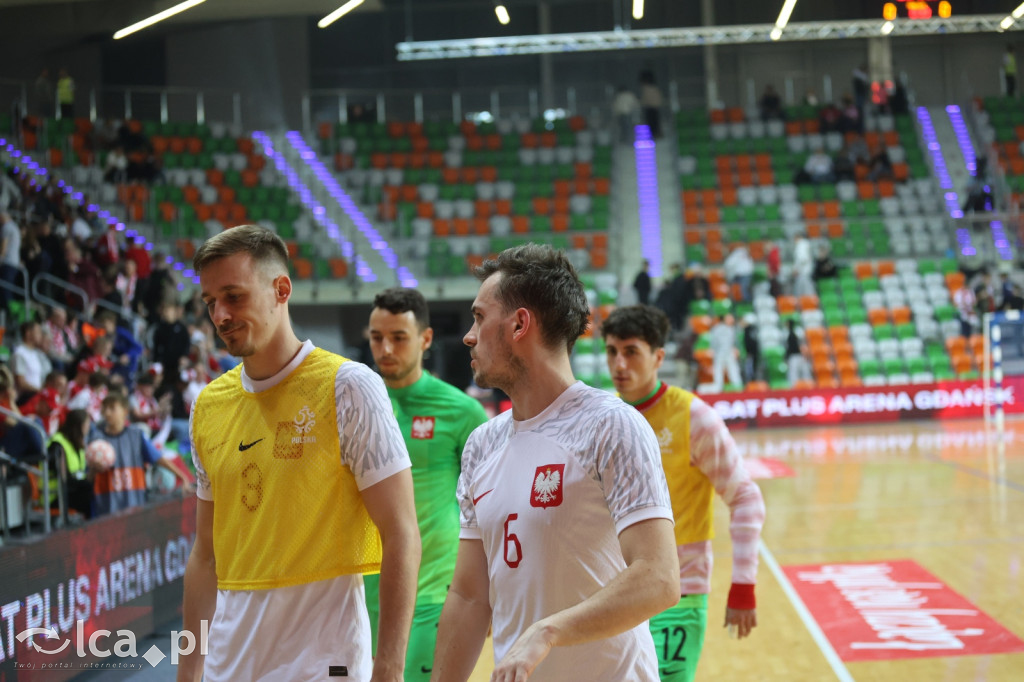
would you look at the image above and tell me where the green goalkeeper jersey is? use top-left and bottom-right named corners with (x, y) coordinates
top-left (387, 371), bottom-right (489, 604)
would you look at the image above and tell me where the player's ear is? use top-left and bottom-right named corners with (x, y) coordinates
top-left (421, 326), bottom-right (434, 350)
top-left (512, 308), bottom-right (530, 339)
top-left (654, 347), bottom-right (666, 369)
top-left (274, 274), bottom-right (292, 302)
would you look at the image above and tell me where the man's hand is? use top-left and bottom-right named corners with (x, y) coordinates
top-left (724, 607), bottom-right (757, 639)
top-left (180, 480), bottom-right (196, 496)
top-left (490, 621), bottom-right (554, 682)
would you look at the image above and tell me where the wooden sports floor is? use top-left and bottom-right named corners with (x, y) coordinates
top-left (468, 416), bottom-right (1024, 681)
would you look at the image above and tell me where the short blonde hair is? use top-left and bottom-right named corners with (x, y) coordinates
top-left (193, 224), bottom-right (289, 276)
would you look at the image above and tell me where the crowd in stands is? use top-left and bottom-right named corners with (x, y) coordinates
top-left (0, 161), bottom-right (235, 527)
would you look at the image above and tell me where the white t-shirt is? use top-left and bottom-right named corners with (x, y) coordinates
top-left (1, 219), bottom-right (20, 267)
top-left (192, 342), bottom-right (411, 682)
top-left (458, 381), bottom-right (672, 682)
top-left (12, 344), bottom-right (51, 392)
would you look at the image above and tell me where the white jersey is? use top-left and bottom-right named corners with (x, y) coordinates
top-left (458, 381), bottom-right (672, 682)
top-left (192, 342), bottom-right (411, 682)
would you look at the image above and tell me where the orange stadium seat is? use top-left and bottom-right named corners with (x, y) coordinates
top-left (776, 296), bottom-right (797, 315)
top-left (855, 262), bottom-right (874, 279)
top-left (868, 308), bottom-right (889, 326)
top-left (552, 214), bottom-right (569, 232)
top-left (472, 218), bottom-right (489, 236)
top-left (433, 219), bottom-right (451, 236)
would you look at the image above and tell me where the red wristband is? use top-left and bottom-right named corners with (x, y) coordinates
top-left (727, 583), bottom-right (756, 610)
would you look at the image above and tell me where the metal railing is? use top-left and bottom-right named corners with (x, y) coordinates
top-left (0, 407), bottom-right (61, 540)
top-left (0, 264), bottom-right (31, 316)
top-left (31, 273), bottom-right (91, 322)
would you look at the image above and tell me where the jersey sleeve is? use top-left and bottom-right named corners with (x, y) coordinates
top-left (594, 402), bottom-right (674, 534)
top-left (456, 425), bottom-right (486, 540)
top-left (689, 396), bottom-right (765, 586)
top-left (335, 361), bottom-right (411, 490)
top-left (189, 408), bottom-right (213, 501)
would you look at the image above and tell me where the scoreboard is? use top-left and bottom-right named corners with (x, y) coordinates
top-left (882, 1), bottom-right (952, 20)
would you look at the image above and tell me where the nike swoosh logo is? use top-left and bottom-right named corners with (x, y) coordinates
top-left (238, 438), bottom-right (264, 452)
top-left (420, 666), bottom-right (432, 673)
top-left (472, 489), bottom-right (494, 505)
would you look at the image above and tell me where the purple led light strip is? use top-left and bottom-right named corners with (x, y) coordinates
top-left (915, 107), bottom-right (975, 257)
top-left (0, 137), bottom-right (194, 288)
top-left (633, 125), bottom-right (662, 278)
top-left (280, 131), bottom-right (417, 288)
top-left (252, 132), bottom-right (381, 284)
top-left (946, 105), bottom-right (1013, 262)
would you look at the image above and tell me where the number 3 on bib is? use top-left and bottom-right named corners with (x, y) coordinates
top-left (503, 513), bottom-right (522, 568)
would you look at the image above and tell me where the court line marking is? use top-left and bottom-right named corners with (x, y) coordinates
top-left (758, 540), bottom-right (855, 682)
top-left (922, 453), bottom-right (1024, 494)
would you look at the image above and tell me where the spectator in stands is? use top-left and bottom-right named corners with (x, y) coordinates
top-left (33, 69), bottom-right (54, 117)
top-left (639, 69), bottom-right (664, 139)
top-left (96, 310), bottom-right (143, 389)
top-left (840, 95), bottom-right (861, 134)
top-left (852, 64), bottom-right (870, 119)
top-left (724, 244), bottom-right (755, 303)
top-left (804, 89), bottom-right (819, 107)
top-left (65, 239), bottom-right (102, 314)
top-left (47, 408), bottom-right (92, 519)
top-left (139, 255), bottom-right (174, 325)
top-left (68, 204), bottom-right (95, 244)
top-left (68, 370), bottom-right (109, 423)
top-left (889, 78), bottom-right (909, 115)
top-left (0, 172), bottom-right (21, 212)
top-left (0, 364), bottom-right (45, 459)
top-left (792, 232), bottom-right (815, 298)
top-left (868, 144), bottom-right (893, 181)
top-left (25, 382), bottom-right (63, 438)
top-left (43, 306), bottom-right (78, 372)
top-left (962, 172), bottom-right (994, 214)
top-left (813, 242), bottom-right (840, 281)
top-left (659, 263), bottom-right (690, 330)
top-left (847, 135), bottom-right (870, 164)
top-left (116, 258), bottom-right (139, 312)
top-left (709, 314), bottom-right (742, 391)
top-left (953, 285), bottom-right (977, 339)
top-left (785, 319), bottom-right (813, 386)
top-left (154, 367), bottom-right (192, 456)
top-left (1005, 45), bottom-right (1017, 97)
top-left (56, 68), bottom-right (74, 119)
top-left (88, 392), bottom-right (192, 517)
top-left (999, 271), bottom-right (1017, 309)
top-left (767, 242), bottom-right (782, 295)
top-left (831, 147), bottom-right (854, 183)
top-left (0, 211), bottom-right (22, 309)
top-left (104, 145), bottom-right (128, 185)
top-left (612, 86), bottom-right (640, 144)
top-left (633, 259), bottom-right (652, 305)
top-left (759, 85), bottom-right (784, 121)
top-left (802, 145), bottom-right (834, 184)
top-left (151, 302), bottom-right (191, 377)
top-left (1003, 282), bottom-right (1024, 312)
top-left (13, 320), bottom-right (52, 406)
top-left (819, 101), bottom-right (843, 133)
top-left (741, 314), bottom-right (760, 385)
top-left (130, 373), bottom-right (165, 438)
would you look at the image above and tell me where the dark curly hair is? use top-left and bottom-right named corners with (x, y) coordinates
top-left (373, 288), bottom-right (430, 330)
top-left (601, 305), bottom-right (671, 350)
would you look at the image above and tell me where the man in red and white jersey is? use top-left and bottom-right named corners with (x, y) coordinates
top-left (432, 244), bottom-right (679, 682)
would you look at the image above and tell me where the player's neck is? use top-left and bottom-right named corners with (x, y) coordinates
top-left (242, 328), bottom-right (304, 382)
top-left (508, 354), bottom-right (575, 421)
top-left (623, 379), bottom-right (662, 406)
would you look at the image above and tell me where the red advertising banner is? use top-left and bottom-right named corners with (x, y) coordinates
top-left (783, 560), bottom-right (1024, 662)
top-left (707, 377), bottom-right (1024, 428)
top-left (0, 496), bottom-right (196, 681)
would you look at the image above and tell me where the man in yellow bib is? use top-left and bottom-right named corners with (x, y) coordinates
top-left (603, 305), bottom-right (765, 682)
top-left (179, 225), bottom-right (421, 682)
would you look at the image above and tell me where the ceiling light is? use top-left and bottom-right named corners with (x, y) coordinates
top-left (881, 20), bottom-right (894, 35)
top-left (495, 4), bottom-right (510, 25)
top-left (632, 0), bottom-right (644, 21)
top-left (775, 0), bottom-right (798, 31)
top-left (1013, 3), bottom-right (1024, 19)
top-left (770, 27), bottom-right (783, 41)
top-left (318, 0), bottom-right (365, 29)
top-left (113, 0), bottom-right (206, 40)
top-left (1001, 15), bottom-right (1015, 29)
